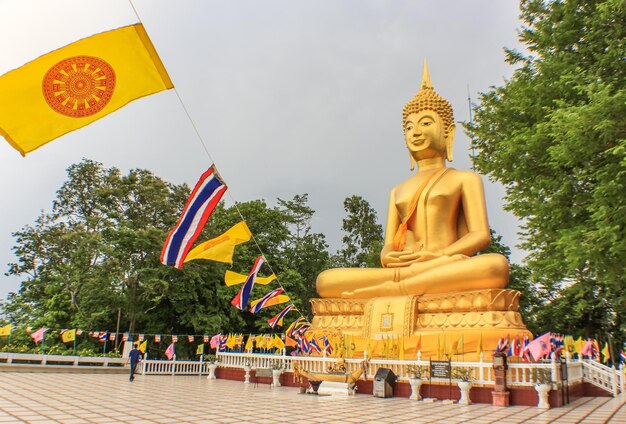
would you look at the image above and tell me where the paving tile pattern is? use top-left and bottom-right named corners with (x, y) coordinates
top-left (0, 373), bottom-right (625, 423)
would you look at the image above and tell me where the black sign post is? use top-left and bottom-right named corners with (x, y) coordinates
top-left (429, 359), bottom-right (452, 400)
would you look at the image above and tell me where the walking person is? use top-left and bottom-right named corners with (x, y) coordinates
top-left (128, 342), bottom-right (144, 382)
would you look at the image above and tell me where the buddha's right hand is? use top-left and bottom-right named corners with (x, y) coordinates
top-left (382, 250), bottom-right (418, 267)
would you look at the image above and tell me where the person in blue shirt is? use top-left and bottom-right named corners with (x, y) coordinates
top-left (128, 343), bottom-right (144, 382)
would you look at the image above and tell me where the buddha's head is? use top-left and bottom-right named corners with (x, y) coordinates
top-left (402, 61), bottom-right (455, 165)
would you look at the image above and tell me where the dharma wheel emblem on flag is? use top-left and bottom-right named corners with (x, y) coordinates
top-left (42, 55), bottom-right (116, 118)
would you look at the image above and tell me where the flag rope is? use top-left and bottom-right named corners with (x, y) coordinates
top-left (127, 0), bottom-right (309, 328)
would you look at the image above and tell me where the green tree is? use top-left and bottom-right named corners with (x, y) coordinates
top-left (334, 195), bottom-right (384, 268)
top-left (466, 0), bottom-right (626, 343)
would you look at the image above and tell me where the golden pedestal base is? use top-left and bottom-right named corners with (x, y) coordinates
top-left (311, 289), bottom-right (532, 360)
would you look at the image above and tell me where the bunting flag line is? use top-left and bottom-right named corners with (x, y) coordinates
top-left (161, 165), bottom-right (227, 269)
top-left (0, 324), bottom-right (11, 337)
top-left (224, 270), bottom-right (276, 287)
top-left (154, 335), bottom-right (161, 343)
top-left (249, 288), bottom-right (285, 313)
top-left (231, 256), bottom-right (265, 310)
top-left (267, 304), bottom-right (295, 328)
top-left (0, 24), bottom-right (173, 156)
top-left (184, 221), bottom-right (252, 264)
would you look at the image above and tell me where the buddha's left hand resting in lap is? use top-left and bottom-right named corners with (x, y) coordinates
top-left (316, 63), bottom-right (509, 299)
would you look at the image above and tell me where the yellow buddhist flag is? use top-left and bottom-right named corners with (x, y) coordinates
top-left (138, 340), bottom-right (148, 353)
top-left (196, 343), bottom-right (204, 355)
top-left (61, 329), bottom-right (76, 343)
top-left (224, 270), bottom-right (277, 287)
top-left (602, 342), bottom-right (611, 363)
top-left (0, 23), bottom-right (173, 156)
top-left (225, 333), bottom-right (236, 349)
top-left (273, 335), bottom-right (285, 350)
top-left (476, 333), bottom-right (483, 356)
top-left (0, 324), bottom-right (12, 337)
top-left (184, 222), bottom-right (252, 264)
top-left (574, 337), bottom-right (585, 355)
top-left (244, 335), bottom-right (254, 351)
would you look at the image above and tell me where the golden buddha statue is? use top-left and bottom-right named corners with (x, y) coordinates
top-left (311, 62), bottom-right (530, 357)
top-left (317, 62), bottom-right (509, 299)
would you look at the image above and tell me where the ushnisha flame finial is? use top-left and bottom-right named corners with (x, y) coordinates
top-left (402, 59), bottom-right (454, 131)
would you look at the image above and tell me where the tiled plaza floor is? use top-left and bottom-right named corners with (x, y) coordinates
top-left (0, 373), bottom-right (625, 423)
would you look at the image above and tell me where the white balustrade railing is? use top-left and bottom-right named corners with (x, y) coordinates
top-left (0, 352), bottom-right (126, 367)
top-left (581, 359), bottom-right (620, 396)
top-left (141, 357), bottom-right (207, 375)
top-left (214, 351), bottom-right (621, 395)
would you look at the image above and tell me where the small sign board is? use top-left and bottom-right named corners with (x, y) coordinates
top-left (430, 360), bottom-right (451, 379)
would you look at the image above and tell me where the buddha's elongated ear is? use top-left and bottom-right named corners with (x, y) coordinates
top-left (445, 124), bottom-right (456, 162)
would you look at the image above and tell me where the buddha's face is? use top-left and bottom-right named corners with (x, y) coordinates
top-left (404, 110), bottom-right (447, 160)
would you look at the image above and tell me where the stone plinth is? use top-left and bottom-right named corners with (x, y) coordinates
top-left (311, 289), bottom-right (532, 359)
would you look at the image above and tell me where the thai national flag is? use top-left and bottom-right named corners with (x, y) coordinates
top-left (323, 335), bottom-right (333, 355)
top-left (250, 288), bottom-right (284, 314)
top-left (161, 165), bottom-right (227, 269)
top-left (298, 335), bottom-right (310, 354)
top-left (620, 350), bottom-right (626, 363)
top-left (496, 336), bottom-right (509, 353)
top-left (309, 336), bottom-right (321, 354)
top-left (98, 332), bottom-right (108, 343)
top-left (231, 256), bottom-right (265, 310)
top-left (267, 304), bottom-right (295, 329)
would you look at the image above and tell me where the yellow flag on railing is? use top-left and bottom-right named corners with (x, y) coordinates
top-left (184, 222), bottom-right (252, 264)
top-left (0, 23), bottom-right (173, 156)
top-left (61, 329), bottom-right (76, 343)
top-left (0, 324), bottom-right (11, 337)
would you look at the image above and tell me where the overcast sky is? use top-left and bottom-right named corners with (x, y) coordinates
top-left (0, 0), bottom-right (526, 300)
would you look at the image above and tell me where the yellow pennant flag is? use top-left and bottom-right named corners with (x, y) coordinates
top-left (224, 270), bottom-right (277, 287)
top-left (61, 329), bottom-right (76, 343)
top-left (0, 324), bottom-right (12, 337)
top-left (0, 24), bottom-right (173, 156)
top-left (249, 294), bottom-right (290, 312)
top-left (184, 222), bottom-right (252, 264)
top-left (138, 340), bottom-right (148, 354)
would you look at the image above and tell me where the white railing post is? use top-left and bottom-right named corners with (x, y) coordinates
top-left (479, 352), bottom-right (484, 383)
top-left (612, 366), bottom-right (618, 397)
top-left (551, 353), bottom-right (559, 386)
top-left (620, 363), bottom-right (625, 394)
